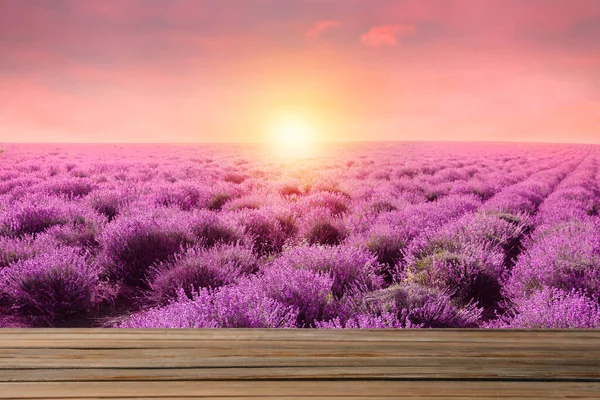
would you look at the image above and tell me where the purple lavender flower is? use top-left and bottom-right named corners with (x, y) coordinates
top-left (271, 244), bottom-right (383, 299)
top-left (117, 280), bottom-right (298, 328)
top-left (487, 287), bottom-right (600, 328)
top-left (0, 247), bottom-right (99, 326)
top-left (505, 218), bottom-right (600, 301)
top-left (320, 284), bottom-right (482, 328)
top-left (234, 208), bottom-right (290, 256)
top-left (147, 244), bottom-right (258, 305)
top-left (151, 183), bottom-right (209, 211)
top-left (0, 197), bottom-right (70, 237)
top-left (36, 177), bottom-right (96, 199)
top-left (187, 210), bottom-right (242, 248)
top-left (259, 263), bottom-right (334, 327)
top-left (100, 211), bottom-right (192, 287)
top-left (404, 240), bottom-right (506, 308)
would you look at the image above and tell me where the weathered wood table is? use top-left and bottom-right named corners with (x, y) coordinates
top-left (0, 329), bottom-right (598, 399)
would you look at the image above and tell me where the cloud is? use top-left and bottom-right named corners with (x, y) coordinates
top-left (306, 20), bottom-right (341, 37)
top-left (361, 24), bottom-right (415, 48)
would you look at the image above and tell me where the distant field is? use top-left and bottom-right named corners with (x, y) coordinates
top-left (0, 142), bottom-right (599, 328)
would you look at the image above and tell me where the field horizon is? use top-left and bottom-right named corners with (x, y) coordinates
top-left (3, 140), bottom-right (600, 145)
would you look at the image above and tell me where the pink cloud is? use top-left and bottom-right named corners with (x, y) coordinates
top-left (360, 24), bottom-right (415, 48)
top-left (375, 0), bottom-right (600, 47)
top-left (306, 20), bottom-right (341, 37)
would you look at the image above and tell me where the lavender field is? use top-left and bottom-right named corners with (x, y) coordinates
top-left (0, 142), bottom-right (599, 329)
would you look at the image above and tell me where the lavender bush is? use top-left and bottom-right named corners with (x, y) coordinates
top-left (147, 244), bottom-right (259, 305)
top-left (100, 210), bottom-right (193, 287)
top-left (487, 287), bottom-right (600, 328)
top-left (0, 248), bottom-right (99, 326)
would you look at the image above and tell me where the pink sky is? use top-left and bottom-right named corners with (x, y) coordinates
top-left (0, 0), bottom-right (599, 143)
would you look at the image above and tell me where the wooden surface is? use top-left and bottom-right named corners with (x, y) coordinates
top-left (0, 329), bottom-right (598, 399)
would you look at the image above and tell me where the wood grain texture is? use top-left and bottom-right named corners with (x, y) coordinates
top-left (1, 381), bottom-right (600, 398)
top-left (0, 329), bottom-right (598, 399)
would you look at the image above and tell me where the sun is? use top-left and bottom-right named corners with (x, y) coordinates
top-left (272, 113), bottom-right (316, 146)
top-left (267, 112), bottom-right (319, 158)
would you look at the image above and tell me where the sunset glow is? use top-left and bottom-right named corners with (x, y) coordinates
top-left (264, 112), bottom-right (317, 159)
top-left (0, 1), bottom-right (599, 144)
top-left (273, 112), bottom-right (316, 143)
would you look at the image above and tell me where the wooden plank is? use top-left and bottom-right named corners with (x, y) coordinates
top-left (1, 328), bottom-right (600, 342)
top-left (41, 398), bottom-right (598, 400)
top-left (0, 347), bottom-right (598, 368)
top-left (0, 356), bottom-right (598, 375)
top-left (43, 398), bottom-right (562, 400)
top-left (1, 343), bottom-right (598, 359)
top-left (2, 337), bottom-right (600, 349)
top-left (39, 398), bottom-right (600, 400)
top-left (0, 365), bottom-right (599, 382)
top-left (1, 381), bottom-right (599, 399)
top-left (29, 398), bottom-right (567, 400)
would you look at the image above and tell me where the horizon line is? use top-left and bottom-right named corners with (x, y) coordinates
top-left (1, 139), bottom-right (599, 146)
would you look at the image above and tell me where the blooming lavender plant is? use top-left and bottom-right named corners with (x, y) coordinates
top-left (117, 280), bottom-right (298, 328)
top-left (271, 244), bottom-right (383, 299)
top-left (0, 197), bottom-right (70, 237)
top-left (100, 211), bottom-right (193, 287)
top-left (404, 239), bottom-right (506, 309)
top-left (505, 218), bottom-right (600, 301)
top-left (0, 247), bottom-right (99, 326)
top-left (187, 210), bottom-right (242, 248)
top-left (234, 208), bottom-right (290, 256)
top-left (147, 244), bottom-right (259, 305)
top-left (319, 284), bottom-right (481, 328)
top-left (259, 263), bottom-right (335, 327)
top-left (487, 287), bottom-right (600, 328)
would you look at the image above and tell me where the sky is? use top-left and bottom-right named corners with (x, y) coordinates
top-left (1, 0), bottom-right (599, 144)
